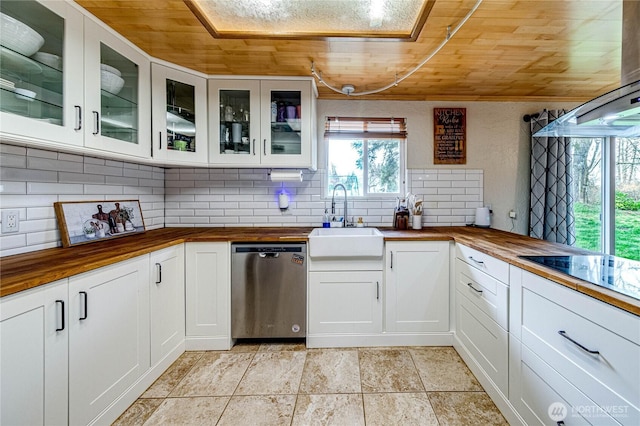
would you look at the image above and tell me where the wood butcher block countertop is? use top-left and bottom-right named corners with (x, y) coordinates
top-left (1, 226), bottom-right (638, 316)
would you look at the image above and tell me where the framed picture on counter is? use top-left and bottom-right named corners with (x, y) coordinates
top-left (54, 200), bottom-right (146, 247)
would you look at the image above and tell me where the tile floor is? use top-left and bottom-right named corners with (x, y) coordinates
top-left (114, 342), bottom-right (508, 425)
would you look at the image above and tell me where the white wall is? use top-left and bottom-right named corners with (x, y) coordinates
top-left (317, 100), bottom-right (575, 233)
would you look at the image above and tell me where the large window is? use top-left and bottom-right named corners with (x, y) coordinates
top-left (571, 137), bottom-right (640, 261)
top-left (325, 117), bottom-right (406, 197)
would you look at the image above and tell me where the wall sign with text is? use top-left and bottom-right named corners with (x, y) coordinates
top-left (434, 107), bottom-right (466, 164)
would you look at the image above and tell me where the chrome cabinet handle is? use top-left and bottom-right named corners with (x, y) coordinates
top-left (155, 263), bottom-right (162, 284)
top-left (468, 256), bottom-right (484, 265)
top-left (159, 131), bottom-right (162, 150)
top-left (92, 111), bottom-right (100, 135)
top-left (376, 281), bottom-right (380, 300)
top-left (558, 330), bottom-right (600, 355)
top-left (390, 252), bottom-right (393, 269)
top-left (55, 300), bottom-right (65, 331)
top-left (252, 139), bottom-right (256, 155)
top-left (263, 139), bottom-right (267, 156)
top-left (467, 282), bottom-right (483, 294)
top-left (79, 291), bottom-right (88, 320)
top-left (74, 106), bottom-right (82, 130)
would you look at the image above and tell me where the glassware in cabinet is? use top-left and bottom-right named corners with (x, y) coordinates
top-left (151, 63), bottom-right (207, 163)
top-left (219, 89), bottom-right (252, 155)
top-left (208, 78), bottom-right (261, 165)
top-left (166, 79), bottom-right (196, 152)
top-left (269, 90), bottom-right (302, 156)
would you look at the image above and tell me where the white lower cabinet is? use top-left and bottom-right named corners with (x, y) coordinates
top-left (185, 242), bottom-right (231, 350)
top-left (384, 241), bottom-right (449, 332)
top-left (308, 270), bottom-right (383, 335)
top-left (510, 267), bottom-right (640, 426)
top-left (150, 245), bottom-right (185, 366)
top-left (1, 280), bottom-right (69, 426)
top-left (68, 255), bottom-right (150, 426)
top-left (509, 338), bottom-right (612, 426)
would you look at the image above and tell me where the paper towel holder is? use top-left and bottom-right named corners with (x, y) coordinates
top-left (269, 169), bottom-right (303, 182)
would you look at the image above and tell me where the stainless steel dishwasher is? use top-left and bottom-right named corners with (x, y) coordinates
top-left (231, 243), bottom-right (306, 338)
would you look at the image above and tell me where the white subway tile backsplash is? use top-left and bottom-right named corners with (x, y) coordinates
top-left (164, 167), bottom-right (483, 228)
top-left (2, 139), bottom-right (483, 255)
top-left (0, 144), bottom-right (164, 257)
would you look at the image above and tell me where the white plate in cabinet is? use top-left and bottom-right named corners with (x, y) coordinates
top-left (456, 258), bottom-right (509, 329)
top-left (521, 272), bottom-right (640, 425)
top-left (456, 291), bottom-right (508, 396)
top-left (509, 340), bottom-right (617, 426)
top-left (456, 244), bottom-right (509, 284)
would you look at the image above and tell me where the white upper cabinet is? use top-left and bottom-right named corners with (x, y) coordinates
top-left (208, 79), bottom-right (261, 166)
top-left (0, 0), bottom-right (84, 148)
top-left (0, 1), bottom-right (151, 159)
top-left (209, 78), bottom-right (317, 168)
top-left (151, 63), bottom-right (208, 164)
top-left (83, 16), bottom-right (150, 158)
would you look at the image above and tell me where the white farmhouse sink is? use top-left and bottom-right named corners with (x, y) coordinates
top-left (308, 227), bottom-right (384, 258)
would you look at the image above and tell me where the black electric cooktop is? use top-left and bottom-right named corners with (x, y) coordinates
top-left (519, 255), bottom-right (640, 301)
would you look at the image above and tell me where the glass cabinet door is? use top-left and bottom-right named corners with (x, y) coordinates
top-left (268, 90), bottom-right (302, 155)
top-left (84, 16), bottom-right (150, 158)
top-left (151, 63), bottom-right (207, 164)
top-left (0, 1), bottom-right (63, 123)
top-left (99, 43), bottom-right (138, 144)
top-left (260, 80), bottom-right (313, 167)
top-left (166, 79), bottom-right (195, 152)
top-left (208, 79), bottom-right (260, 165)
top-left (0, 0), bottom-right (84, 147)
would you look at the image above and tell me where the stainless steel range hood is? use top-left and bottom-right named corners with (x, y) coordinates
top-left (534, 0), bottom-right (640, 138)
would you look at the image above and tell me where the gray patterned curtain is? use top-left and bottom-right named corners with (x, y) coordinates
top-left (529, 110), bottom-right (576, 245)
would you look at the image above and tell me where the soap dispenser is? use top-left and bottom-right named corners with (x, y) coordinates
top-left (322, 209), bottom-right (330, 228)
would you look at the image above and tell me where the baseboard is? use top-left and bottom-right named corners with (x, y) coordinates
top-left (185, 335), bottom-right (233, 350)
top-left (453, 335), bottom-right (525, 426)
top-left (88, 341), bottom-right (185, 426)
top-left (306, 332), bottom-right (453, 348)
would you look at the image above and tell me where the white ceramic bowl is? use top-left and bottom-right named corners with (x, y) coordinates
top-left (100, 70), bottom-right (125, 95)
top-left (100, 63), bottom-right (121, 77)
top-left (14, 88), bottom-right (36, 101)
top-left (0, 12), bottom-right (44, 56)
top-left (31, 52), bottom-right (61, 70)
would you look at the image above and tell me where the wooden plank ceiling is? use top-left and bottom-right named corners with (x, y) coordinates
top-left (75, 0), bottom-right (623, 102)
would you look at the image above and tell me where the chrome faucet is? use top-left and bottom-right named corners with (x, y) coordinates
top-left (331, 183), bottom-right (348, 227)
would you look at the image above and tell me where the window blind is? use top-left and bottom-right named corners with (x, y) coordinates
top-left (324, 117), bottom-right (407, 140)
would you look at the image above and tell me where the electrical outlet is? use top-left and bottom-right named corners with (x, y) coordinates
top-left (509, 210), bottom-right (517, 219)
top-left (2, 210), bottom-right (20, 233)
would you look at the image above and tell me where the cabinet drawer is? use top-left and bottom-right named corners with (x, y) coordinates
top-left (521, 274), bottom-right (640, 425)
top-left (510, 341), bottom-right (618, 426)
top-left (456, 291), bottom-right (508, 396)
top-left (456, 244), bottom-right (509, 283)
top-left (456, 258), bottom-right (508, 329)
